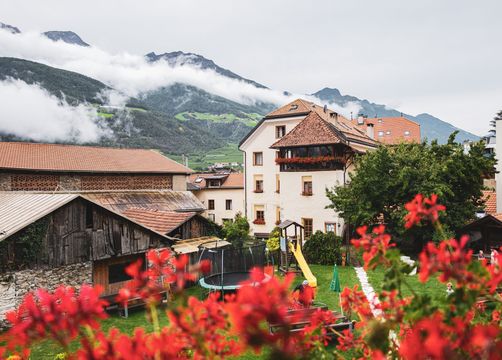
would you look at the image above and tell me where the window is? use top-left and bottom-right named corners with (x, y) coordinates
top-left (303, 218), bottom-right (313, 239)
top-left (208, 199), bottom-right (215, 210)
top-left (377, 118), bottom-right (383, 123)
top-left (276, 174), bottom-right (280, 193)
top-left (208, 180), bottom-right (220, 187)
top-left (85, 205), bottom-right (93, 229)
top-left (109, 262), bottom-right (134, 284)
top-left (325, 222), bottom-right (336, 234)
top-left (386, 130), bottom-right (391, 135)
top-left (276, 206), bottom-right (281, 225)
top-left (194, 177), bottom-right (203, 183)
top-left (222, 218), bottom-right (233, 224)
top-left (378, 131), bottom-right (384, 137)
top-left (254, 175), bottom-right (263, 193)
top-left (302, 176), bottom-right (313, 196)
top-left (404, 130), bottom-right (410, 136)
top-left (253, 152), bottom-right (263, 166)
top-left (254, 205), bottom-right (265, 225)
top-left (225, 199), bottom-right (232, 210)
top-left (275, 125), bottom-right (286, 138)
top-left (208, 213), bottom-right (215, 222)
top-left (289, 104), bottom-right (298, 111)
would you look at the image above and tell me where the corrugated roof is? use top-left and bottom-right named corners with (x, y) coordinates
top-left (82, 191), bottom-right (204, 213)
top-left (0, 193), bottom-right (78, 242)
top-left (122, 208), bottom-right (197, 234)
top-left (172, 236), bottom-right (230, 254)
top-left (0, 142), bottom-right (192, 174)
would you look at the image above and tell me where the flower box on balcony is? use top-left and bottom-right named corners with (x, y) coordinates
top-left (253, 189), bottom-right (264, 193)
top-left (275, 155), bottom-right (343, 165)
top-left (301, 191), bottom-right (313, 196)
top-left (253, 219), bottom-right (266, 225)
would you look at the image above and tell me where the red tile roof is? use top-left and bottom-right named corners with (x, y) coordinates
top-left (482, 190), bottom-right (497, 214)
top-left (122, 208), bottom-right (196, 234)
top-left (271, 112), bottom-right (345, 148)
top-left (262, 99), bottom-right (377, 148)
top-left (0, 142), bottom-right (192, 174)
top-left (361, 117), bottom-right (420, 144)
top-left (188, 172), bottom-right (244, 189)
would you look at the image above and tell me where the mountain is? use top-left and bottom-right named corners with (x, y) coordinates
top-left (0, 57), bottom-right (108, 104)
top-left (146, 51), bottom-right (267, 89)
top-left (140, 83), bottom-right (272, 116)
top-left (43, 31), bottom-right (89, 47)
top-left (0, 22), bottom-right (20, 34)
top-left (312, 87), bottom-right (479, 143)
top-left (0, 57), bottom-right (225, 156)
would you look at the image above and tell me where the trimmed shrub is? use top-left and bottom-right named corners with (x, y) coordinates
top-left (303, 231), bottom-right (342, 265)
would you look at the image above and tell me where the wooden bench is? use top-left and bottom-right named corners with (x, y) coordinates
top-left (269, 308), bottom-right (350, 336)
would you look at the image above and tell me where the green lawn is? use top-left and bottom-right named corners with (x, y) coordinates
top-left (367, 267), bottom-right (446, 305)
top-left (175, 112), bottom-right (261, 127)
top-left (27, 265), bottom-right (358, 359)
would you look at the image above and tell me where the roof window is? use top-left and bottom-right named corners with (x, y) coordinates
top-left (289, 104), bottom-right (299, 111)
top-left (404, 130), bottom-right (410, 136)
top-left (386, 130), bottom-right (391, 135)
top-left (378, 131), bottom-right (384, 137)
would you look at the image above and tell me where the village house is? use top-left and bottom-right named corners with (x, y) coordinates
top-left (354, 116), bottom-right (421, 144)
top-left (0, 142), bottom-right (216, 319)
top-left (238, 99), bottom-right (378, 238)
top-left (188, 172), bottom-right (244, 224)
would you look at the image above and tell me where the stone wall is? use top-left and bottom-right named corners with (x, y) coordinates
top-left (0, 262), bottom-right (92, 330)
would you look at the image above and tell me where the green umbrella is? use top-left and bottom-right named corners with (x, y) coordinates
top-left (330, 265), bottom-right (343, 315)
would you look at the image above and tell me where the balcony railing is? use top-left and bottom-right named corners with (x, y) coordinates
top-left (275, 155), bottom-right (346, 172)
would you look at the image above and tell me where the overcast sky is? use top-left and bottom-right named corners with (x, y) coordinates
top-left (1, 0), bottom-right (501, 135)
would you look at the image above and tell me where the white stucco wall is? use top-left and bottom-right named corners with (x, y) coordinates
top-left (192, 188), bottom-right (245, 224)
top-left (240, 115), bottom-right (345, 236)
top-left (496, 120), bottom-right (502, 212)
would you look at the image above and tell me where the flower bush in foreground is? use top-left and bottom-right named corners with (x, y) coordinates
top-left (1, 194), bottom-right (501, 359)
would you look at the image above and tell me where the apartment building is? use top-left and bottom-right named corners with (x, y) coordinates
top-left (239, 99), bottom-right (378, 238)
top-left (188, 172), bottom-right (244, 224)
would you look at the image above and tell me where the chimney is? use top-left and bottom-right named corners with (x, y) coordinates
top-left (323, 104), bottom-right (327, 113)
top-left (357, 115), bottom-right (365, 125)
top-left (366, 123), bottom-right (375, 139)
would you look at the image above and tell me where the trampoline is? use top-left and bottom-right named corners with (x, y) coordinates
top-left (199, 271), bottom-right (271, 291)
top-left (197, 241), bottom-right (272, 292)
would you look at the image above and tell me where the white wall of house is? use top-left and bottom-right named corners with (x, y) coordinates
top-left (496, 119), bottom-right (502, 212)
top-left (240, 115), bottom-right (345, 236)
top-left (193, 188), bottom-right (244, 224)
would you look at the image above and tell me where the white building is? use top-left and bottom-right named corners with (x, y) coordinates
top-left (188, 172), bottom-right (244, 224)
top-left (239, 99), bottom-right (378, 238)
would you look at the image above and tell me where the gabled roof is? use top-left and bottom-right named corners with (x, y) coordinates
top-left (482, 190), bottom-right (497, 215)
top-left (361, 117), bottom-right (421, 144)
top-left (0, 193), bottom-right (79, 242)
top-left (264, 99), bottom-right (313, 118)
top-left (82, 191), bottom-right (204, 213)
top-left (0, 142), bottom-right (192, 174)
top-left (271, 112), bottom-right (345, 148)
top-left (188, 172), bottom-right (244, 190)
top-left (0, 192), bottom-right (175, 242)
top-left (239, 98), bottom-right (377, 149)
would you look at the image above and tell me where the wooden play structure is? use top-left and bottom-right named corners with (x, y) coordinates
top-left (278, 220), bottom-right (317, 287)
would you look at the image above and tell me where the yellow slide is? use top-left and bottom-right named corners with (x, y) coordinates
top-left (289, 242), bottom-right (317, 287)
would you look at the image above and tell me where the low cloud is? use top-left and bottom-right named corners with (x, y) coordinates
top-left (0, 28), bottom-right (360, 118)
top-left (0, 79), bottom-right (111, 143)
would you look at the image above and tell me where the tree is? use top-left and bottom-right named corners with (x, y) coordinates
top-left (326, 134), bottom-right (495, 251)
top-left (222, 213), bottom-right (250, 248)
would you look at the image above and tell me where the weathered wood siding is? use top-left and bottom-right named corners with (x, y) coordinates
top-left (93, 254), bottom-right (144, 296)
top-left (29, 198), bottom-right (168, 268)
top-left (168, 216), bottom-right (209, 239)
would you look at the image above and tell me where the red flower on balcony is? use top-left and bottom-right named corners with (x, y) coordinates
top-left (253, 218), bottom-right (265, 225)
top-left (275, 155), bottom-right (343, 165)
top-left (301, 191), bottom-right (313, 196)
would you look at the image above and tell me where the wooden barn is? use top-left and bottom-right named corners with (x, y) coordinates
top-left (0, 191), bottom-right (211, 298)
top-left (459, 214), bottom-right (502, 253)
